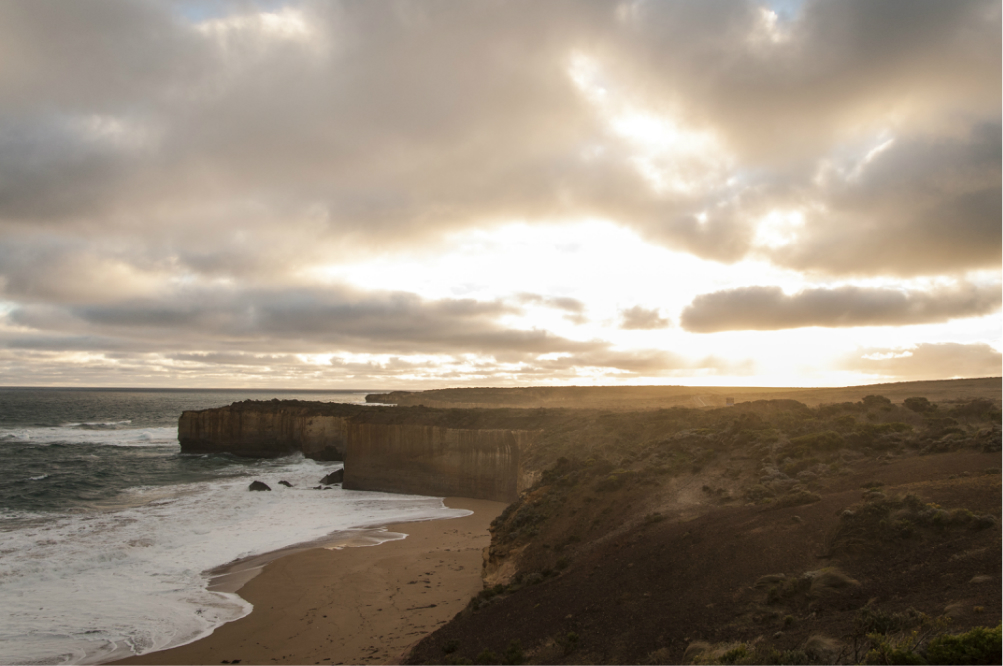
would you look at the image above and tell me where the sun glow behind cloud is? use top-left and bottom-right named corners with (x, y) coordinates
top-left (0, 1), bottom-right (998, 388)
top-left (303, 219), bottom-right (1000, 388)
top-left (568, 52), bottom-right (734, 195)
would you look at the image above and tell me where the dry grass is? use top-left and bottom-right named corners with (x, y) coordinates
top-left (369, 378), bottom-right (1001, 411)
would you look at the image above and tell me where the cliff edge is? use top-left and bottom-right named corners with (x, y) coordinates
top-left (179, 400), bottom-right (370, 460)
top-left (178, 400), bottom-right (540, 502)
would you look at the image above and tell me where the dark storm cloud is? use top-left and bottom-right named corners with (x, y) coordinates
top-left (680, 283), bottom-right (1001, 332)
top-left (619, 306), bottom-right (670, 330)
top-left (842, 342), bottom-right (1002, 380)
top-left (0, 0), bottom-right (996, 278)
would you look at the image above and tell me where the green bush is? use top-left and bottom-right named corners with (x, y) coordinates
top-left (475, 648), bottom-right (498, 664)
top-left (948, 398), bottom-right (998, 419)
top-left (718, 644), bottom-right (750, 664)
top-left (780, 431), bottom-right (844, 458)
top-left (503, 640), bottom-right (525, 665)
top-left (864, 641), bottom-right (926, 664)
top-left (781, 457), bottom-right (820, 477)
top-left (744, 484), bottom-right (775, 503)
top-left (563, 631), bottom-right (579, 656)
top-left (926, 625), bottom-right (1002, 665)
top-left (904, 397), bottom-right (936, 413)
top-left (863, 395), bottom-right (893, 409)
top-left (594, 471), bottom-right (634, 492)
top-left (855, 606), bottom-right (908, 635)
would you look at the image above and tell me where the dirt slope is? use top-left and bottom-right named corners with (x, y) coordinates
top-left (406, 452), bottom-right (1000, 665)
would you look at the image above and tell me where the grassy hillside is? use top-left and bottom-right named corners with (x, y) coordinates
top-left (403, 393), bottom-right (1002, 665)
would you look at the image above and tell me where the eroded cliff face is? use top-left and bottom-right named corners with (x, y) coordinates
top-left (178, 401), bottom-right (539, 501)
top-left (342, 423), bottom-right (537, 502)
top-left (179, 402), bottom-right (362, 460)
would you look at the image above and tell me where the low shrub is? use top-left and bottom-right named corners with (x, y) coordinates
top-left (863, 395), bottom-right (892, 409)
top-left (776, 489), bottom-right (822, 508)
top-left (765, 574), bottom-right (811, 604)
top-left (594, 470), bottom-right (635, 492)
top-left (644, 647), bottom-right (673, 664)
top-left (744, 484), bottom-right (775, 503)
top-left (948, 398), bottom-right (999, 419)
top-left (855, 605), bottom-right (911, 635)
top-left (475, 648), bottom-right (498, 664)
top-left (926, 624), bottom-right (1002, 665)
top-left (904, 397), bottom-right (937, 413)
top-left (779, 431), bottom-right (844, 459)
top-left (562, 631), bottom-right (579, 656)
top-left (503, 640), bottom-right (525, 665)
top-left (828, 493), bottom-right (983, 555)
top-left (808, 568), bottom-right (860, 597)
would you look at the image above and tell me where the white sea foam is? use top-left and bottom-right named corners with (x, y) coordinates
top-left (0, 425), bottom-right (178, 447)
top-left (0, 457), bottom-right (470, 665)
top-left (62, 420), bottom-right (133, 428)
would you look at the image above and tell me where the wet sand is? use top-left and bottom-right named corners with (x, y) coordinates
top-left (112, 497), bottom-right (505, 666)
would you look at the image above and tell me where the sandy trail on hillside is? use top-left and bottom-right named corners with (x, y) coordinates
top-left (112, 497), bottom-right (504, 666)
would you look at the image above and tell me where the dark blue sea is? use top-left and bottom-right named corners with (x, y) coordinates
top-left (0, 388), bottom-right (466, 665)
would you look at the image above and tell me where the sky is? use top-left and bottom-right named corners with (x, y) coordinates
top-left (0, 0), bottom-right (999, 389)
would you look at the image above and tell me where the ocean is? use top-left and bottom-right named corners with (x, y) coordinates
top-left (0, 388), bottom-right (469, 665)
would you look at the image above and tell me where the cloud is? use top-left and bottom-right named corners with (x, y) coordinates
top-left (529, 349), bottom-right (753, 377)
top-left (166, 352), bottom-right (301, 367)
top-left (680, 282), bottom-right (1001, 332)
top-left (0, 1), bottom-right (998, 386)
top-left (619, 305), bottom-right (670, 330)
top-left (2, 283), bottom-right (614, 359)
top-left (517, 293), bottom-right (588, 324)
top-left (841, 342), bottom-right (1002, 380)
top-left (0, 1), bottom-right (996, 277)
top-left (767, 123), bottom-right (1002, 275)
top-left (517, 293), bottom-right (585, 313)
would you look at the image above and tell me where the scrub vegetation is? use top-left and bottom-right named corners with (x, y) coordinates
top-left (405, 391), bottom-right (1001, 665)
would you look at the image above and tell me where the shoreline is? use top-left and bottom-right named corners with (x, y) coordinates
top-left (110, 497), bottom-right (505, 666)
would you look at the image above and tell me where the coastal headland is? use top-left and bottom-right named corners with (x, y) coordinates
top-left (125, 378), bottom-right (1000, 664)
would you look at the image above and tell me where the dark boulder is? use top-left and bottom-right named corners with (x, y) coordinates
top-left (320, 469), bottom-right (344, 485)
top-left (278, 480), bottom-right (293, 487)
top-left (248, 480), bottom-right (271, 491)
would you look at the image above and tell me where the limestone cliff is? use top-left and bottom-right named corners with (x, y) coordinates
top-left (342, 423), bottom-right (538, 502)
top-left (179, 400), bottom-right (367, 460)
top-left (178, 400), bottom-right (539, 501)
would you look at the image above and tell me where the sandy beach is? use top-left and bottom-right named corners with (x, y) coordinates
top-left (112, 497), bottom-right (505, 666)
